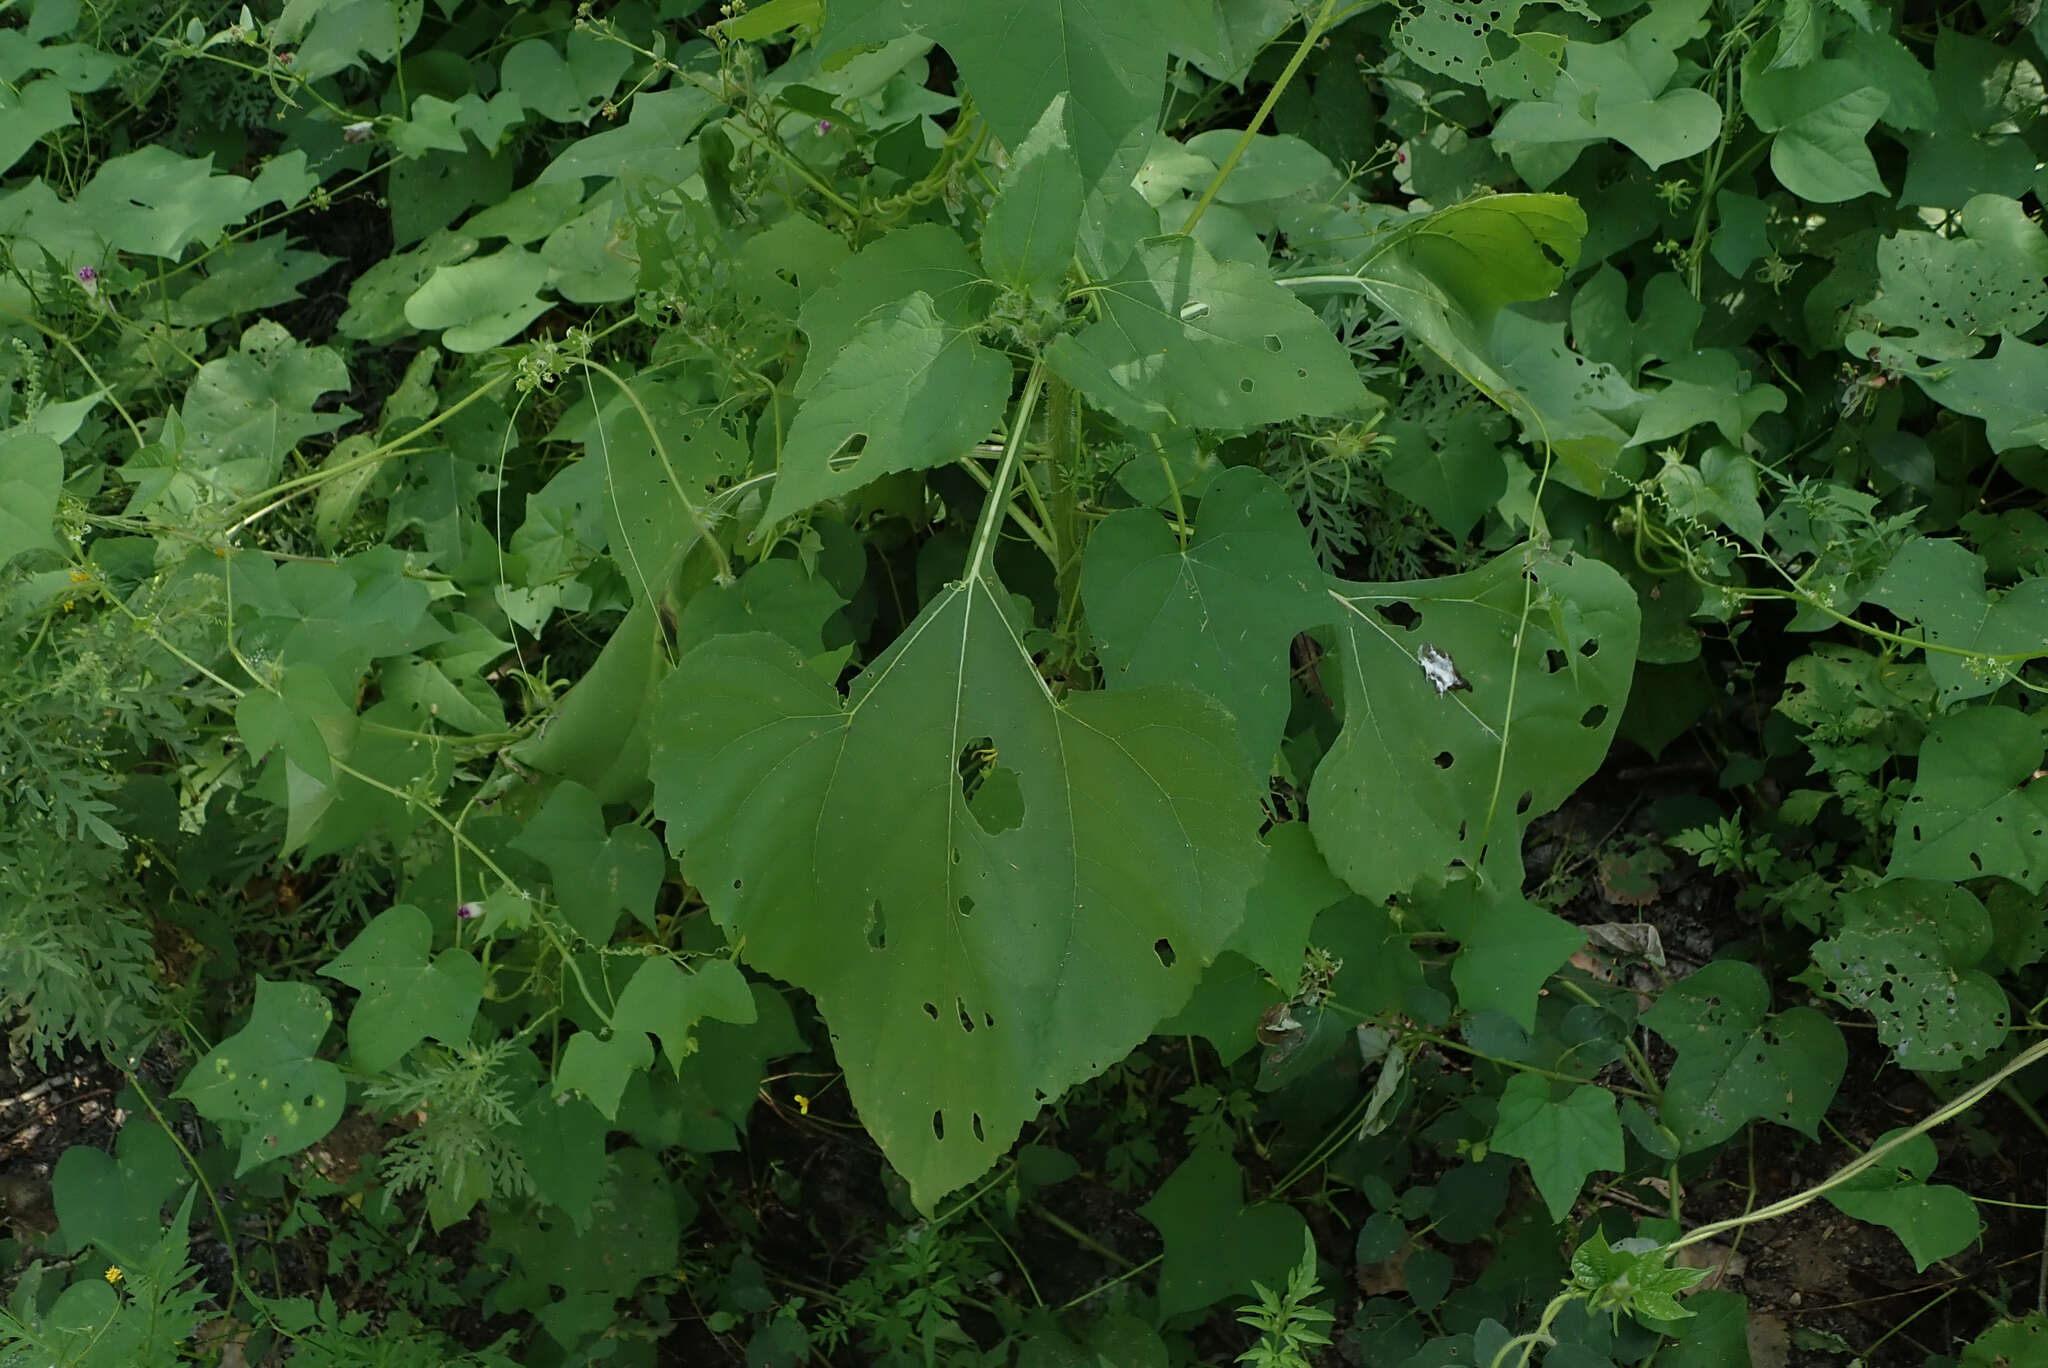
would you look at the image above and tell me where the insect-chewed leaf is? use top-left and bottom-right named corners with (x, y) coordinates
top-left (651, 574), bottom-right (1264, 1208)
top-left (1309, 548), bottom-right (1638, 900)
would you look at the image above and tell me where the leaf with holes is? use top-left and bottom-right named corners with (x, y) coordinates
top-left (1847, 194), bottom-right (2048, 370)
top-left (1308, 547), bottom-right (1638, 901)
top-left (317, 905), bottom-right (485, 1073)
top-left (1890, 705), bottom-right (2048, 893)
top-left (1644, 959), bottom-right (1846, 1152)
top-left (765, 292), bottom-right (1011, 524)
top-left (1867, 539), bottom-right (2048, 708)
top-left (1824, 1130), bottom-right (1981, 1271)
top-left (1045, 233), bottom-right (1369, 433)
top-left (174, 979), bottom-right (345, 1176)
top-left (1082, 466), bottom-right (1327, 770)
top-left (1489, 1073), bottom-right (1624, 1221)
top-left (1802, 881), bottom-right (2009, 1071)
top-left (650, 561), bottom-right (1264, 1208)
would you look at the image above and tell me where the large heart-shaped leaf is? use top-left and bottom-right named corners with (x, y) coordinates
top-left (1309, 548), bottom-right (1639, 900)
top-left (651, 542), bottom-right (1264, 1207)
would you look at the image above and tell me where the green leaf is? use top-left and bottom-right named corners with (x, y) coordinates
top-left (1426, 879), bottom-right (1586, 1031)
top-left (318, 905), bottom-right (485, 1073)
top-left (1082, 467), bottom-right (1326, 769)
top-left (1900, 30), bottom-right (2045, 208)
top-left (537, 86), bottom-right (719, 186)
top-left (1805, 881), bottom-right (2009, 1071)
top-left (796, 224), bottom-right (992, 391)
top-left (1490, 1), bottom-right (1721, 174)
top-left (403, 246), bottom-right (553, 352)
top-left (337, 228), bottom-right (479, 344)
top-left (1915, 338), bottom-right (2048, 454)
top-left (1850, 194), bottom-right (2048, 370)
top-left (1630, 351), bottom-right (1785, 449)
top-left (0, 81), bottom-right (77, 177)
top-left (1337, 195), bottom-right (1624, 484)
top-left (556, 958), bottom-right (757, 1119)
top-left (0, 432), bottom-right (62, 567)
top-left (73, 147), bottom-right (274, 258)
top-left (178, 321), bottom-right (353, 501)
top-left (1488, 1073), bottom-right (1624, 1221)
top-left (1046, 233), bottom-right (1368, 432)
top-left (650, 570), bottom-right (1264, 1207)
top-left (766, 292), bottom-right (1011, 523)
top-left (1308, 548), bottom-right (1639, 901)
top-left (1868, 538), bottom-right (2048, 708)
top-left (1391, 0), bottom-right (1572, 90)
top-left (499, 32), bottom-right (630, 125)
top-left (1743, 60), bottom-right (1889, 202)
top-left (175, 979), bottom-right (345, 1176)
top-left (1890, 705), bottom-right (2048, 893)
top-left (1180, 130), bottom-right (1335, 204)
top-left (511, 781), bottom-right (667, 942)
top-left (826, 0), bottom-right (1208, 199)
top-left (1643, 959), bottom-right (1845, 1151)
top-left (1824, 1129), bottom-right (1980, 1271)
top-left (981, 94), bottom-right (1083, 298)
top-left (52, 1116), bottom-right (189, 1264)
top-left (1379, 406), bottom-right (1513, 541)
top-left (1139, 1146), bottom-right (1309, 1318)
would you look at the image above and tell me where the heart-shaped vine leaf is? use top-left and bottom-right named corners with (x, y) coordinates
top-left (1308, 548), bottom-right (1639, 901)
top-left (1083, 466), bottom-right (1326, 769)
top-left (1889, 705), bottom-right (2048, 892)
top-left (318, 905), bottom-right (485, 1073)
top-left (1489, 1073), bottom-right (1624, 1221)
top-left (1804, 881), bottom-right (2009, 1071)
top-left (651, 562), bottom-right (1264, 1207)
top-left (1644, 958), bottom-right (1846, 1152)
top-left (175, 979), bottom-right (344, 1176)
top-left (1823, 1129), bottom-right (1981, 1271)
top-left (1046, 233), bottom-right (1369, 433)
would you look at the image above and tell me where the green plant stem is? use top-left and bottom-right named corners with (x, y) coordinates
top-left (953, 453), bottom-right (1056, 560)
top-left (1028, 1201), bottom-right (1135, 1269)
top-left (218, 373), bottom-right (510, 526)
top-left (121, 1070), bottom-right (248, 1327)
top-left (571, 357), bottom-right (734, 583)
top-left (1668, 1035), bottom-right (2048, 1255)
top-left (966, 360), bottom-right (1048, 581)
top-left (1053, 1254), bottom-right (1163, 1314)
top-left (1045, 376), bottom-right (1081, 614)
top-left (1181, 0), bottom-right (1346, 238)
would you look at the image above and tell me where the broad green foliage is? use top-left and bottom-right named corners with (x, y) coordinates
top-left (1141, 1146), bottom-right (1309, 1320)
top-left (317, 905), bottom-right (485, 1073)
top-left (1489, 1074), bottom-right (1624, 1221)
top-left (650, 565), bottom-right (1265, 1207)
top-left (1309, 550), bottom-right (1638, 899)
top-left (7, 0), bottom-right (2048, 1359)
top-left (1822, 1130), bottom-right (1980, 1271)
top-left (174, 980), bottom-right (344, 1176)
top-left (1644, 959), bottom-right (1845, 1151)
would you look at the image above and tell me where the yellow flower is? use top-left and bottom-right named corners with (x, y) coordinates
top-left (794, 1093), bottom-right (811, 1116)
top-left (104, 1266), bottom-right (123, 1285)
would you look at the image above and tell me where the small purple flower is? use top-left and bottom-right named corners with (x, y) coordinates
top-left (76, 266), bottom-right (96, 284)
top-left (456, 901), bottom-right (483, 921)
top-left (817, 119), bottom-right (833, 135)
